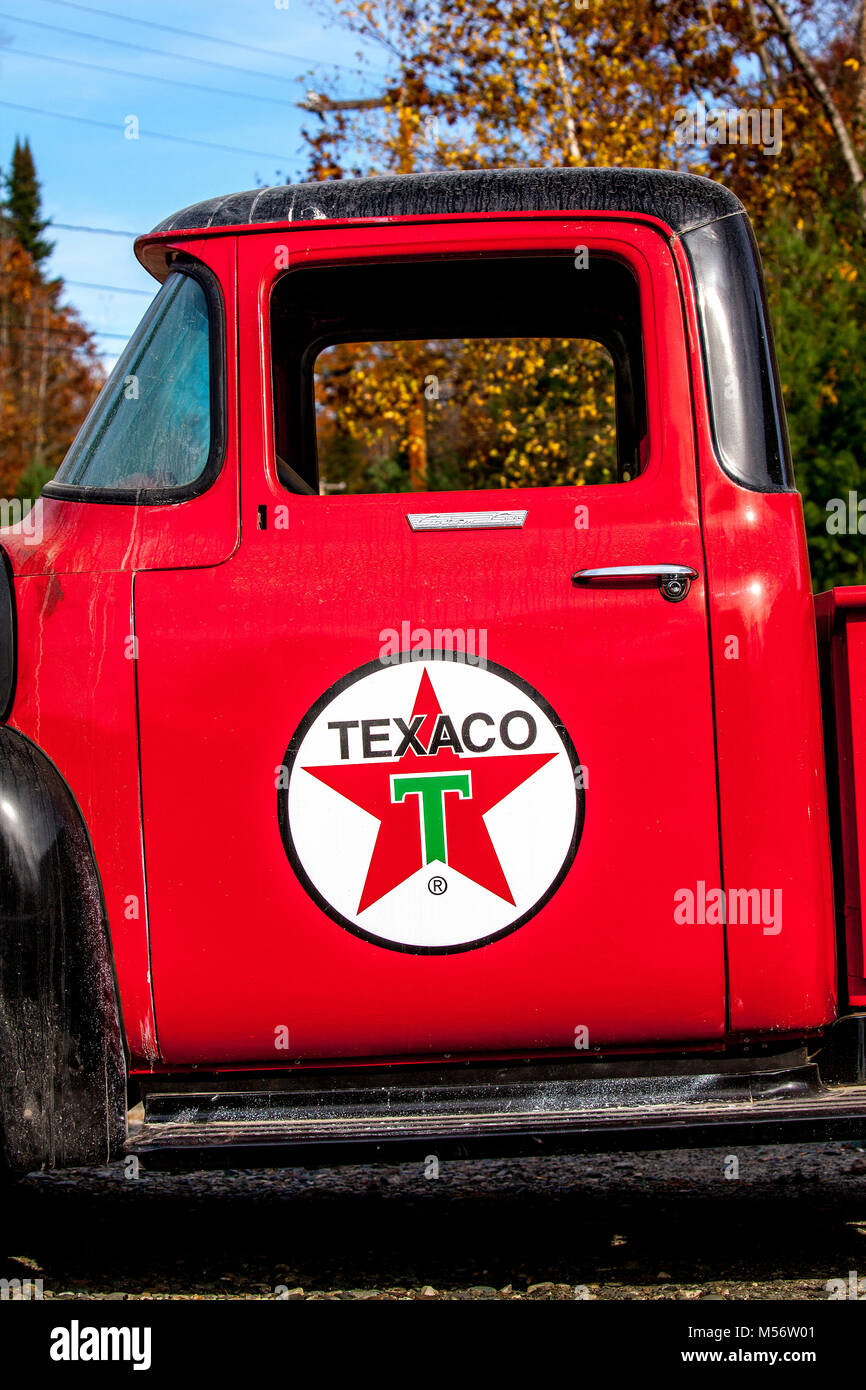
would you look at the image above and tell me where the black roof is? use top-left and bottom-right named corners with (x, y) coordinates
top-left (150, 167), bottom-right (743, 237)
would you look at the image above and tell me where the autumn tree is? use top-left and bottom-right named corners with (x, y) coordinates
top-left (304, 1), bottom-right (743, 175)
top-left (0, 140), bottom-right (103, 496)
top-left (303, 1), bottom-right (866, 229)
top-left (303, 0), bottom-right (866, 586)
top-left (316, 336), bottom-right (618, 494)
top-left (705, 1), bottom-right (866, 232)
top-left (302, 1), bottom-right (746, 495)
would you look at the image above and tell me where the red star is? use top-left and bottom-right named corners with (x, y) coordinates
top-left (304, 668), bottom-right (556, 912)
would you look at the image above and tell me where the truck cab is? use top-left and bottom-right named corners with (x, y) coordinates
top-left (1, 167), bottom-right (862, 1173)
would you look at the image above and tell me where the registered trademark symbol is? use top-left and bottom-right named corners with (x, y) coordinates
top-left (428, 876), bottom-right (447, 896)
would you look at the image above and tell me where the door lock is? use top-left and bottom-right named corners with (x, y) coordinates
top-left (659, 572), bottom-right (692, 602)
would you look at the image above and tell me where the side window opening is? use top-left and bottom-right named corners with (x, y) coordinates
top-left (45, 265), bottom-right (222, 503)
top-left (270, 254), bottom-right (647, 496)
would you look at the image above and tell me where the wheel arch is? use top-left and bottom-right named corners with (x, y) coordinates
top-left (0, 725), bottom-right (126, 1171)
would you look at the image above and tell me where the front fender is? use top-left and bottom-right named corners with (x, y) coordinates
top-left (0, 726), bottom-right (126, 1171)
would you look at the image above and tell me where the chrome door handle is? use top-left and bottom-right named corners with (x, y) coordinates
top-left (571, 565), bottom-right (698, 602)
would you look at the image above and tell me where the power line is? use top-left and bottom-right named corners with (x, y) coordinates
top-left (65, 279), bottom-right (153, 295)
top-left (52, 222), bottom-right (136, 237)
top-left (0, 9), bottom-right (323, 86)
top-left (4, 44), bottom-right (317, 109)
top-left (1, 324), bottom-right (120, 357)
top-left (0, 101), bottom-right (292, 161)
top-left (41, 0), bottom-right (390, 77)
top-left (7, 323), bottom-right (130, 339)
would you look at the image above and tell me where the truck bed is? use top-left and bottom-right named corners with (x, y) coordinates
top-left (817, 586), bottom-right (866, 1004)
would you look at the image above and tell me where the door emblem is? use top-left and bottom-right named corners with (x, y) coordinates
top-left (278, 653), bottom-right (584, 953)
top-left (407, 510), bottom-right (527, 531)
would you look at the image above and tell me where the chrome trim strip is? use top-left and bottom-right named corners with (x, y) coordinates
top-left (407, 510), bottom-right (528, 532)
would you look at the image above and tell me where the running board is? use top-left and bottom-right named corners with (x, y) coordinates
top-left (125, 1055), bottom-right (866, 1167)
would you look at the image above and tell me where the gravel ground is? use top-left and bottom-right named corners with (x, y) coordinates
top-left (4, 1142), bottom-right (866, 1300)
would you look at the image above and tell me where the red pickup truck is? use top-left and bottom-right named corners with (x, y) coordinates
top-left (2, 166), bottom-right (865, 1175)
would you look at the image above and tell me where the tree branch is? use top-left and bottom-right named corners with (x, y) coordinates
top-left (762, 0), bottom-right (866, 231)
top-left (747, 0), bottom-right (778, 100)
top-left (857, 0), bottom-right (866, 141)
top-left (544, 7), bottom-right (582, 164)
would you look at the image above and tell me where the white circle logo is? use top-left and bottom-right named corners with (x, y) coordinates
top-left (278, 654), bottom-right (584, 953)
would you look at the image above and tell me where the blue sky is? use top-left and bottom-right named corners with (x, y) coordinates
top-left (0, 0), bottom-right (392, 366)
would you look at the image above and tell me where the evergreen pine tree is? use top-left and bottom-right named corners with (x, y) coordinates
top-left (3, 138), bottom-right (53, 266)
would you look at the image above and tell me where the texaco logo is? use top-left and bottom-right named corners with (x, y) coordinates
top-left (278, 653), bottom-right (584, 953)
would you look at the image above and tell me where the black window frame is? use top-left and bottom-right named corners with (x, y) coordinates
top-left (42, 258), bottom-right (227, 507)
top-left (682, 213), bottom-right (794, 494)
top-left (269, 251), bottom-right (648, 498)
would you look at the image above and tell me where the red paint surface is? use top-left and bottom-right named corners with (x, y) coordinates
top-left (0, 209), bottom-right (839, 1068)
top-left (1, 235), bottom-right (239, 1065)
top-left (672, 237), bottom-right (836, 1033)
top-left (134, 219), bottom-right (725, 1063)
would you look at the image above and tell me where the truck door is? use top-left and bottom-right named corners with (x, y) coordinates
top-left (135, 217), bottom-right (726, 1064)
